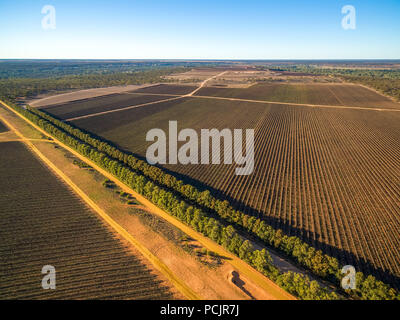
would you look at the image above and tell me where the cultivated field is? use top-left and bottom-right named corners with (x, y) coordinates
top-left (131, 84), bottom-right (197, 95)
top-left (41, 93), bottom-right (172, 121)
top-left (195, 83), bottom-right (400, 109)
top-left (41, 81), bottom-right (400, 288)
top-left (0, 141), bottom-right (174, 299)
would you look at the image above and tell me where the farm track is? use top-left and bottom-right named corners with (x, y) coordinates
top-left (186, 71), bottom-right (227, 96)
top-left (0, 138), bottom-right (54, 143)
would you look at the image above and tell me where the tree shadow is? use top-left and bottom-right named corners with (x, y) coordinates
top-left (231, 271), bottom-right (256, 300)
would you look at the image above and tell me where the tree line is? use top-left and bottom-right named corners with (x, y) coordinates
top-left (0, 60), bottom-right (229, 79)
top-left (0, 68), bottom-right (185, 100)
top-left (8, 101), bottom-right (400, 300)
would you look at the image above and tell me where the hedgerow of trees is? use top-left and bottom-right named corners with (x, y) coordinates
top-left (0, 68), bottom-right (186, 100)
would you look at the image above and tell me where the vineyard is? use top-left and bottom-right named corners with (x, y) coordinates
top-left (195, 83), bottom-right (400, 109)
top-left (133, 84), bottom-right (197, 95)
top-left (42, 93), bottom-right (172, 121)
top-left (0, 141), bottom-right (173, 299)
top-left (50, 91), bottom-right (400, 289)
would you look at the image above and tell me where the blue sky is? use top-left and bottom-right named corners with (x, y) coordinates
top-left (0, 0), bottom-right (399, 59)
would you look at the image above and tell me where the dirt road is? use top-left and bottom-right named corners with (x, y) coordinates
top-left (186, 71), bottom-right (228, 96)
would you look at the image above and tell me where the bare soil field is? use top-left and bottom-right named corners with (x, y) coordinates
top-left (0, 141), bottom-right (175, 299)
top-left (195, 83), bottom-right (400, 109)
top-left (168, 68), bottom-right (334, 87)
top-left (41, 93), bottom-right (171, 120)
top-left (166, 69), bottom-right (222, 82)
top-left (62, 96), bottom-right (400, 288)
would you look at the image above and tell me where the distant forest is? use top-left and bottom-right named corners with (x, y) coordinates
top-left (1, 60), bottom-right (399, 102)
top-left (0, 60), bottom-right (224, 100)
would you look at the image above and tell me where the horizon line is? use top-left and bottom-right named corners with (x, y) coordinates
top-left (1, 58), bottom-right (400, 61)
